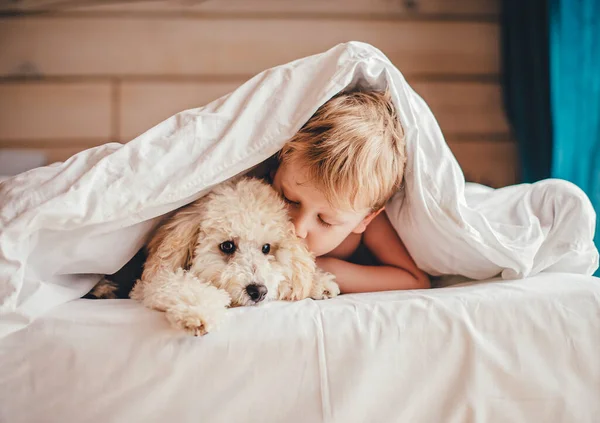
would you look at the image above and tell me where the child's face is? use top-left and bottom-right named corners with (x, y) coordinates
top-left (271, 160), bottom-right (374, 257)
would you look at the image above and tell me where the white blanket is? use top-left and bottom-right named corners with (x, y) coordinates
top-left (0, 42), bottom-right (598, 337)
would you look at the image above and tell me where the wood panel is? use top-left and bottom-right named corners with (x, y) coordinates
top-left (118, 80), bottom-right (509, 141)
top-left (60, 0), bottom-right (499, 17)
top-left (0, 0), bottom-right (512, 185)
top-left (448, 140), bottom-right (518, 187)
top-left (0, 82), bottom-right (112, 141)
top-left (0, 18), bottom-right (499, 78)
top-left (413, 82), bottom-right (508, 136)
top-left (119, 81), bottom-right (240, 140)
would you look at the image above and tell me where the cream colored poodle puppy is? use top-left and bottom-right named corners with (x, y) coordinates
top-left (114, 177), bottom-right (338, 336)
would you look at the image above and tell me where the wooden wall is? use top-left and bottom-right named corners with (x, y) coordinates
top-left (0, 0), bottom-right (518, 187)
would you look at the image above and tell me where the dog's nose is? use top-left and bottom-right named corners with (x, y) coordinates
top-left (246, 284), bottom-right (268, 302)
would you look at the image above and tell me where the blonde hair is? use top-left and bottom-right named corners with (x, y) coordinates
top-left (278, 90), bottom-right (406, 212)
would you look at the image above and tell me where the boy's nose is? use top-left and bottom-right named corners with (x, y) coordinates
top-left (294, 223), bottom-right (308, 239)
top-left (292, 215), bottom-right (309, 239)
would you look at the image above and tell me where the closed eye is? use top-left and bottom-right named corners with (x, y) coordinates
top-left (318, 216), bottom-right (332, 228)
top-left (281, 188), bottom-right (334, 227)
top-left (282, 194), bottom-right (300, 207)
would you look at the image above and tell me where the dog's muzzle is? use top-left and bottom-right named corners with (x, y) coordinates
top-left (245, 284), bottom-right (268, 303)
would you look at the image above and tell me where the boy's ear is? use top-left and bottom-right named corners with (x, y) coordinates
top-left (351, 207), bottom-right (385, 234)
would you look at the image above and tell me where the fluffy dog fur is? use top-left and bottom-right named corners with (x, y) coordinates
top-left (89, 177), bottom-right (339, 336)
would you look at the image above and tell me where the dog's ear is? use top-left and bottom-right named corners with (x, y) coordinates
top-left (141, 201), bottom-right (205, 282)
top-left (276, 224), bottom-right (316, 301)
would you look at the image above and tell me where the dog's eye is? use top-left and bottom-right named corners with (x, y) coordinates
top-left (220, 241), bottom-right (236, 255)
top-left (262, 244), bottom-right (271, 254)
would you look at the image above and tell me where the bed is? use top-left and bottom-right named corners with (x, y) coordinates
top-left (1, 272), bottom-right (599, 423)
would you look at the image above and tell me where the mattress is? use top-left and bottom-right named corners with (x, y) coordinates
top-left (1, 272), bottom-right (599, 423)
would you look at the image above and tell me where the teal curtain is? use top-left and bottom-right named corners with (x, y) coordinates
top-left (549, 0), bottom-right (600, 276)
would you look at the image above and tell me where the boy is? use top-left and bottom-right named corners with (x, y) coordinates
top-left (269, 90), bottom-right (430, 293)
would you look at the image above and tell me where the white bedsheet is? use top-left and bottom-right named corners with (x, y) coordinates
top-left (1, 272), bottom-right (599, 423)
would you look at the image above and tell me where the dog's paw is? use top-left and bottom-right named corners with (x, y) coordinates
top-left (166, 305), bottom-right (210, 336)
top-left (165, 303), bottom-right (224, 336)
top-left (165, 285), bottom-right (231, 336)
top-left (311, 269), bottom-right (340, 300)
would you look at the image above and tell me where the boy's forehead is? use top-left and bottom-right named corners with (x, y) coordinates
top-left (279, 159), bottom-right (309, 184)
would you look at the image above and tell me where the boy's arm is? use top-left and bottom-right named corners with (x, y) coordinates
top-left (316, 213), bottom-right (430, 293)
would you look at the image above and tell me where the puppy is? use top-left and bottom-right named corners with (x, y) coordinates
top-left (89, 177), bottom-right (339, 336)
